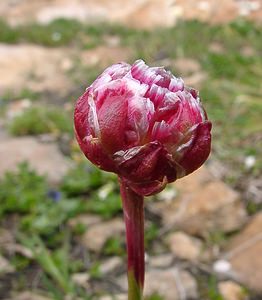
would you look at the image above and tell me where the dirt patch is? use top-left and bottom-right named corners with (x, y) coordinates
top-left (0, 0), bottom-right (261, 28)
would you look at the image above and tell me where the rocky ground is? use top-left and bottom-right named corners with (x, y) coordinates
top-left (0, 0), bottom-right (261, 28)
top-left (0, 1), bottom-right (261, 300)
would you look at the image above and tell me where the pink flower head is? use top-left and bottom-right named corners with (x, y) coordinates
top-left (74, 60), bottom-right (212, 196)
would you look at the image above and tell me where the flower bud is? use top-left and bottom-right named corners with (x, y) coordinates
top-left (74, 60), bottom-right (211, 196)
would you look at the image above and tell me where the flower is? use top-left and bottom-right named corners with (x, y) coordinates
top-left (74, 60), bottom-right (211, 196)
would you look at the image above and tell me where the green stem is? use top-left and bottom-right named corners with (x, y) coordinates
top-left (119, 178), bottom-right (145, 300)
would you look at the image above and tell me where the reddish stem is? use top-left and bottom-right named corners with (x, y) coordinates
top-left (119, 178), bottom-right (145, 300)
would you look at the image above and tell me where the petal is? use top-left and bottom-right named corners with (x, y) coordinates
top-left (177, 121), bottom-right (212, 177)
top-left (146, 84), bottom-right (167, 108)
top-left (87, 93), bottom-right (100, 138)
top-left (169, 76), bottom-right (184, 92)
top-left (114, 142), bottom-right (163, 182)
top-left (125, 177), bottom-right (168, 196)
top-left (156, 92), bottom-right (181, 123)
top-left (74, 89), bottom-right (92, 140)
top-left (97, 81), bottom-right (128, 154)
top-left (131, 60), bottom-right (162, 87)
top-left (127, 96), bottom-right (155, 144)
top-left (105, 62), bottom-right (131, 79)
top-left (75, 133), bottom-right (116, 172)
top-left (131, 60), bottom-right (149, 81)
top-left (151, 67), bottom-right (172, 88)
top-left (90, 62), bottom-right (131, 93)
top-left (151, 121), bottom-right (170, 142)
top-left (168, 91), bottom-right (204, 132)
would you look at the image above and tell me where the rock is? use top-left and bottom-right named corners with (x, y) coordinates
top-left (144, 268), bottom-right (198, 300)
top-left (68, 214), bottom-right (102, 229)
top-left (9, 244), bottom-right (33, 259)
top-left (0, 44), bottom-right (72, 96)
top-left (72, 273), bottom-right (90, 289)
top-left (149, 254), bottom-right (174, 268)
top-left (175, 165), bottom-right (213, 193)
top-left (207, 158), bottom-right (229, 179)
top-left (224, 213), bottom-right (262, 293)
top-left (154, 166), bottom-right (247, 236)
top-left (174, 58), bottom-right (201, 76)
top-left (167, 231), bottom-right (203, 262)
top-left (100, 257), bottom-right (122, 274)
top-left (0, 229), bottom-right (14, 250)
top-left (0, 255), bottom-right (15, 274)
top-left (80, 46), bottom-right (132, 69)
top-left (0, 137), bottom-right (71, 184)
top-left (184, 71), bottom-right (207, 89)
top-left (1, 0), bottom-right (261, 28)
top-left (156, 185), bottom-right (177, 203)
top-left (209, 42), bottom-right (225, 54)
top-left (213, 259), bottom-right (232, 275)
top-left (175, 0), bottom-right (239, 23)
top-left (6, 291), bottom-right (52, 300)
top-left (0, 42), bottom-right (131, 97)
top-left (122, 0), bottom-right (179, 29)
top-left (98, 295), bottom-right (126, 300)
top-left (218, 281), bottom-right (246, 300)
top-left (245, 177), bottom-right (262, 206)
top-left (6, 99), bottom-right (32, 121)
top-left (81, 218), bottom-right (124, 252)
top-left (0, 229), bottom-right (33, 258)
top-left (0, 0), bottom-right (180, 29)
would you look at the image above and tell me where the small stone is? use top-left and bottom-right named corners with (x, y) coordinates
top-left (0, 229), bottom-right (14, 249)
top-left (218, 281), bottom-right (246, 300)
top-left (198, 1), bottom-right (211, 12)
top-left (60, 58), bottom-right (73, 71)
top-left (144, 268), bottom-right (198, 300)
top-left (207, 158), bottom-right (228, 179)
top-left (244, 155), bottom-right (256, 169)
top-left (98, 295), bottom-right (126, 300)
top-left (0, 255), bottom-right (15, 274)
top-left (80, 46), bottom-right (132, 69)
top-left (174, 165), bottom-right (213, 193)
top-left (209, 42), bottom-right (225, 54)
top-left (68, 214), bottom-right (102, 229)
top-left (224, 213), bottom-right (262, 293)
top-left (0, 229), bottom-right (33, 258)
top-left (174, 58), bottom-right (201, 76)
top-left (81, 218), bottom-right (124, 252)
top-left (100, 256), bottom-right (122, 274)
top-left (157, 185), bottom-right (177, 203)
top-left (155, 167), bottom-right (247, 236)
top-left (167, 231), bottom-right (203, 262)
top-left (37, 134), bottom-right (57, 143)
top-left (72, 273), bottom-right (90, 288)
top-left (6, 99), bottom-right (32, 120)
top-left (7, 291), bottom-right (51, 300)
top-left (11, 244), bottom-right (33, 259)
top-left (0, 137), bottom-right (71, 184)
top-left (149, 254), bottom-right (174, 268)
top-left (213, 260), bottom-right (232, 274)
top-left (104, 35), bottom-right (121, 47)
top-left (0, 44), bottom-right (72, 96)
top-left (184, 71), bottom-right (207, 88)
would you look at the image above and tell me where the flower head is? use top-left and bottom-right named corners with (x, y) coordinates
top-left (74, 60), bottom-right (211, 196)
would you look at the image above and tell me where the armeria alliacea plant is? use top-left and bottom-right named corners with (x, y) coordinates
top-left (74, 60), bottom-right (212, 299)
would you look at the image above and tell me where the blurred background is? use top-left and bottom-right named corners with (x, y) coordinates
top-left (0, 0), bottom-right (261, 300)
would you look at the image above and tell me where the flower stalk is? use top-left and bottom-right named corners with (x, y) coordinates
top-left (120, 178), bottom-right (144, 300)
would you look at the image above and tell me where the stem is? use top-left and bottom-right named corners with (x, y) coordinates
top-left (119, 178), bottom-right (145, 300)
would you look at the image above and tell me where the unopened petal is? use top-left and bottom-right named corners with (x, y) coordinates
top-left (178, 121), bottom-right (212, 177)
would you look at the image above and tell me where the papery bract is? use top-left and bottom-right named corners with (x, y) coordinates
top-left (74, 60), bottom-right (212, 196)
